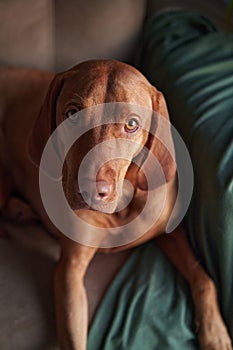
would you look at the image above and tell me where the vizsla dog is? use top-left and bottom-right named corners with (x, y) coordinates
top-left (0, 60), bottom-right (231, 350)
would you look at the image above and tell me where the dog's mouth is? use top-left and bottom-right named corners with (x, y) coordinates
top-left (63, 180), bottom-right (117, 214)
top-left (64, 178), bottom-right (134, 215)
top-left (78, 188), bottom-right (120, 214)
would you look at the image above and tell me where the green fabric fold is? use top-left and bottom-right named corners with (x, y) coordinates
top-left (88, 242), bottom-right (196, 350)
top-left (141, 10), bottom-right (233, 339)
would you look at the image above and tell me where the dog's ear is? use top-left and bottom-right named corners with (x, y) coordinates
top-left (28, 73), bottom-right (64, 167)
top-left (136, 88), bottom-right (176, 190)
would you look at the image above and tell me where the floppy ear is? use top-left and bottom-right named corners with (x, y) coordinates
top-left (136, 88), bottom-right (176, 190)
top-left (28, 73), bottom-right (64, 167)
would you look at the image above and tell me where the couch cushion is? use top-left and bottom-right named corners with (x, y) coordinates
top-left (54, 0), bottom-right (146, 70)
top-left (0, 0), bottom-right (53, 70)
top-left (0, 224), bottom-right (59, 350)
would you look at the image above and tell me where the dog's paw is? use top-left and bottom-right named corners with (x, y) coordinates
top-left (196, 312), bottom-right (232, 350)
top-left (194, 282), bottom-right (232, 350)
top-left (4, 197), bottom-right (38, 224)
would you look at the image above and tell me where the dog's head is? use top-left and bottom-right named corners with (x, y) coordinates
top-left (29, 60), bottom-right (176, 214)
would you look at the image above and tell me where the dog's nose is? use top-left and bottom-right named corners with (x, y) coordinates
top-left (80, 181), bottom-right (114, 204)
top-left (94, 181), bottom-right (113, 201)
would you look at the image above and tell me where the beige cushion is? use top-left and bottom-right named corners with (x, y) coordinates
top-left (0, 0), bottom-right (54, 70)
top-left (0, 0), bottom-right (146, 71)
top-left (54, 0), bottom-right (146, 70)
top-left (0, 224), bottom-right (59, 350)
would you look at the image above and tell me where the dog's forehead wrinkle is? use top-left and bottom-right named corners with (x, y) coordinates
top-left (89, 124), bottom-right (118, 145)
top-left (105, 80), bottom-right (152, 107)
top-left (60, 65), bottom-right (153, 117)
top-left (96, 123), bottom-right (108, 143)
top-left (62, 72), bottom-right (108, 107)
top-left (70, 93), bottom-right (86, 106)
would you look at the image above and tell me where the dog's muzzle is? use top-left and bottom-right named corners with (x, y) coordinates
top-left (79, 179), bottom-right (118, 213)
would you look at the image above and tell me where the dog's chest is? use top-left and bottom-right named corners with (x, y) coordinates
top-left (110, 186), bottom-right (168, 234)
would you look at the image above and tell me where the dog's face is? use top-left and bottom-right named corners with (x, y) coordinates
top-left (56, 61), bottom-right (152, 213)
top-left (29, 60), bottom-right (176, 214)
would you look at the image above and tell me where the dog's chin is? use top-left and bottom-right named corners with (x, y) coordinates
top-left (70, 198), bottom-right (118, 214)
top-left (69, 188), bottom-right (133, 214)
top-left (90, 201), bottom-right (118, 214)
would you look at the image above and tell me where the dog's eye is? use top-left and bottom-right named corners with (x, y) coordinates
top-left (124, 118), bottom-right (139, 133)
top-left (66, 109), bottom-right (78, 120)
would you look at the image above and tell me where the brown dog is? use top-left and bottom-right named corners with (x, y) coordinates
top-left (0, 60), bottom-right (231, 350)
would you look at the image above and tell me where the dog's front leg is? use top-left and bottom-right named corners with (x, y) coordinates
top-left (156, 225), bottom-right (232, 350)
top-left (54, 238), bottom-right (97, 350)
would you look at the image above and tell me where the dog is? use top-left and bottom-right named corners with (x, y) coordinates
top-left (0, 60), bottom-right (231, 350)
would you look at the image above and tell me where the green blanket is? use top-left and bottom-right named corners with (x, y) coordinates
top-left (88, 242), bottom-right (196, 350)
top-left (88, 12), bottom-right (233, 349)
